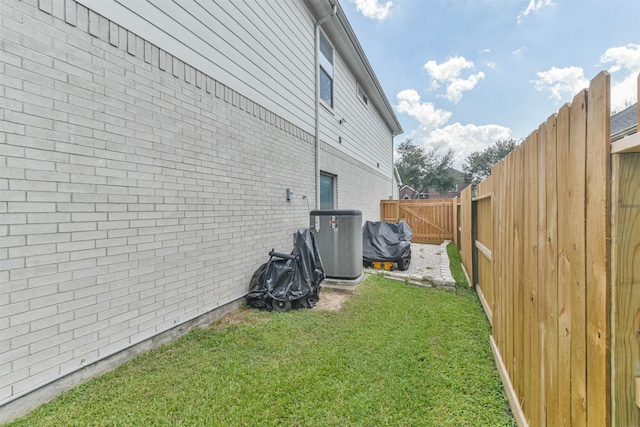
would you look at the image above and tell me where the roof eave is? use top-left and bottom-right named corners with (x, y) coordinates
top-left (611, 125), bottom-right (637, 142)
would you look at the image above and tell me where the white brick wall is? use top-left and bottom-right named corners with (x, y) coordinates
top-left (0, 0), bottom-right (393, 416)
top-left (320, 142), bottom-right (393, 221)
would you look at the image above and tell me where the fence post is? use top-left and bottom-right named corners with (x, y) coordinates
top-left (610, 150), bottom-right (640, 426)
top-left (471, 200), bottom-right (478, 287)
top-left (452, 197), bottom-right (458, 247)
top-left (460, 187), bottom-right (473, 282)
top-left (610, 72), bottom-right (640, 426)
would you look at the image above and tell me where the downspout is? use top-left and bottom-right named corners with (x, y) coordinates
top-left (391, 136), bottom-right (396, 199)
top-left (314, 2), bottom-right (337, 210)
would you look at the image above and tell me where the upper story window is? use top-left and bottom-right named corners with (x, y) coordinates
top-left (319, 31), bottom-right (333, 108)
top-left (357, 83), bottom-right (368, 106)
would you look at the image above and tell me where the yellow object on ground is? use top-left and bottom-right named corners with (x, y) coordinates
top-left (372, 261), bottom-right (394, 271)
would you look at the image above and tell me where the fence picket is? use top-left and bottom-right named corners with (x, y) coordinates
top-left (556, 103), bottom-right (572, 426)
top-left (524, 129), bottom-right (540, 426)
top-left (568, 90), bottom-right (588, 427)
top-left (544, 112), bottom-right (560, 426)
top-left (513, 144), bottom-right (526, 411)
top-left (585, 72), bottom-right (611, 427)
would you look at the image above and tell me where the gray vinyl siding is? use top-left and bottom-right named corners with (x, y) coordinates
top-left (79, 0), bottom-right (317, 134)
top-left (78, 0), bottom-right (394, 178)
top-left (322, 51), bottom-right (393, 176)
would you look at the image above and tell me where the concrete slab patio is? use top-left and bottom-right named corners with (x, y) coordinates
top-left (364, 241), bottom-right (457, 291)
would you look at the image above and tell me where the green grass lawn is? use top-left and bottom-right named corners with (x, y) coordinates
top-left (6, 247), bottom-right (513, 426)
top-left (447, 241), bottom-right (470, 289)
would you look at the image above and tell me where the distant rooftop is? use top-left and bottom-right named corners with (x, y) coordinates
top-left (611, 103), bottom-right (637, 139)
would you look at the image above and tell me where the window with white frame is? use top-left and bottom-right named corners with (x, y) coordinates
top-left (319, 31), bottom-right (333, 108)
top-left (320, 172), bottom-right (336, 209)
top-left (357, 82), bottom-right (368, 106)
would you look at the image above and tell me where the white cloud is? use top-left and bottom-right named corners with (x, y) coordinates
top-left (533, 44), bottom-right (639, 110)
top-left (420, 123), bottom-right (512, 168)
top-left (424, 56), bottom-right (474, 82)
top-left (599, 43), bottom-right (640, 109)
top-left (512, 47), bottom-right (527, 57)
top-left (424, 56), bottom-right (485, 104)
top-left (420, 123), bottom-right (511, 169)
top-left (351, 0), bottom-right (393, 21)
top-left (445, 72), bottom-right (485, 103)
top-left (395, 89), bottom-right (452, 131)
top-left (395, 88), bottom-right (511, 167)
top-left (610, 73), bottom-right (638, 111)
top-left (532, 66), bottom-right (589, 100)
top-left (517, 0), bottom-right (553, 23)
top-left (600, 43), bottom-right (640, 73)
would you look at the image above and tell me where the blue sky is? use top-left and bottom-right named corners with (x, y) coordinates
top-left (340, 0), bottom-right (640, 168)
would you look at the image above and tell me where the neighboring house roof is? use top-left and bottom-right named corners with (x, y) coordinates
top-left (447, 167), bottom-right (466, 180)
top-left (399, 185), bottom-right (416, 193)
top-left (611, 103), bottom-right (638, 141)
top-left (399, 185), bottom-right (420, 199)
top-left (306, 0), bottom-right (403, 136)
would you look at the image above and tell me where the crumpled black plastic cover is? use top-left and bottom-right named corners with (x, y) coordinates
top-left (362, 220), bottom-right (412, 262)
top-left (246, 228), bottom-right (325, 310)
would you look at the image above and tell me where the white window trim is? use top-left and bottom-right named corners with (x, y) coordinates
top-left (319, 30), bottom-right (334, 109)
top-left (320, 172), bottom-right (337, 210)
top-left (357, 82), bottom-right (368, 107)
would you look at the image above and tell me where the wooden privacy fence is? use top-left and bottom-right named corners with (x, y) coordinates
top-left (457, 72), bottom-right (640, 426)
top-left (380, 199), bottom-right (456, 244)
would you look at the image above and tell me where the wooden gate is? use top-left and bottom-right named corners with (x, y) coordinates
top-left (380, 199), bottom-right (455, 244)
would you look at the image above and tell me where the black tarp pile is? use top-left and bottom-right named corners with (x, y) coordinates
top-left (362, 220), bottom-right (412, 271)
top-left (246, 228), bottom-right (325, 312)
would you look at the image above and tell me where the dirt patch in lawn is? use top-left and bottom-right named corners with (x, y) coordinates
top-left (212, 290), bottom-right (350, 330)
top-left (314, 289), bottom-right (351, 311)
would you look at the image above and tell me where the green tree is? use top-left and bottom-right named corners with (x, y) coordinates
top-left (395, 138), bottom-right (425, 191)
top-left (462, 139), bottom-right (519, 186)
top-left (395, 139), bottom-right (457, 195)
top-left (422, 145), bottom-right (456, 194)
